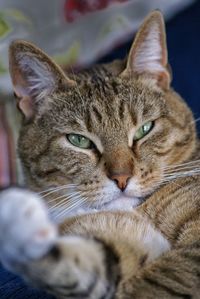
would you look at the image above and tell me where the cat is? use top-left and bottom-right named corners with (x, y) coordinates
top-left (0, 10), bottom-right (200, 299)
top-left (0, 187), bottom-right (170, 298)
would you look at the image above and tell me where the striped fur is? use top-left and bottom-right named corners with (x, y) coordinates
top-left (1, 10), bottom-right (200, 299)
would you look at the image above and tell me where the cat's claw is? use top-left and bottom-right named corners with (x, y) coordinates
top-left (0, 188), bottom-right (57, 271)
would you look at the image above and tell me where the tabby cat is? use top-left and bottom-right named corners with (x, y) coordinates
top-left (0, 11), bottom-right (200, 299)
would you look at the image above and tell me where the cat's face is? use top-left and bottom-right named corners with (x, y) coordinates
top-left (10, 12), bottom-right (197, 218)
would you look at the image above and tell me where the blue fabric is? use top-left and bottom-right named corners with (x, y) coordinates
top-left (0, 264), bottom-right (55, 299)
top-left (1, 1), bottom-right (200, 298)
top-left (167, 1), bottom-right (200, 133)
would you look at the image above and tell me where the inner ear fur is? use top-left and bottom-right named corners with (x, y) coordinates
top-left (120, 11), bottom-right (171, 90)
top-left (9, 40), bottom-right (76, 119)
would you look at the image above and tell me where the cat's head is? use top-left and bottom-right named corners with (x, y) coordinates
top-left (9, 11), bottom-right (197, 218)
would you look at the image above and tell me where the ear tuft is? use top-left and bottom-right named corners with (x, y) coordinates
top-left (9, 40), bottom-right (76, 119)
top-left (15, 53), bottom-right (56, 101)
top-left (121, 11), bottom-right (171, 90)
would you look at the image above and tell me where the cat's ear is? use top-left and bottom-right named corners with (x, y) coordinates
top-left (121, 11), bottom-right (171, 90)
top-left (9, 40), bottom-right (76, 119)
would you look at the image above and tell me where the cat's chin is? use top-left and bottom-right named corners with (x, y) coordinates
top-left (72, 196), bottom-right (142, 217)
top-left (101, 196), bottom-right (142, 211)
top-left (50, 196), bottom-right (143, 223)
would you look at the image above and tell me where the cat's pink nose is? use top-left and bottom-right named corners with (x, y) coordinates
top-left (109, 173), bottom-right (131, 191)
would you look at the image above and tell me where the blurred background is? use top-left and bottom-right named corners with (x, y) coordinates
top-left (0, 0), bottom-right (197, 92)
top-left (0, 0), bottom-right (200, 298)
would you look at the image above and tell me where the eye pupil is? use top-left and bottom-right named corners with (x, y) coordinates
top-left (67, 134), bottom-right (93, 149)
top-left (133, 121), bottom-right (154, 141)
top-left (143, 123), bottom-right (150, 132)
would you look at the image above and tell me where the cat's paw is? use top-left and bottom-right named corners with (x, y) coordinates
top-left (0, 187), bottom-right (57, 270)
top-left (0, 188), bottom-right (118, 298)
top-left (29, 236), bottom-right (117, 299)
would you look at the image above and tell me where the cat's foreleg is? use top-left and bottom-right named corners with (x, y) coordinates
top-left (0, 188), bottom-right (119, 299)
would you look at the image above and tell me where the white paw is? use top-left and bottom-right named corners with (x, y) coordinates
top-left (0, 188), bottom-right (57, 270)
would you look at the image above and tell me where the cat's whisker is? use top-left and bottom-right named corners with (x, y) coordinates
top-left (38, 183), bottom-right (76, 193)
top-left (164, 161), bottom-right (200, 170)
top-left (54, 198), bottom-right (87, 220)
top-left (163, 160), bottom-right (200, 170)
top-left (49, 197), bottom-right (85, 220)
top-left (50, 197), bottom-right (83, 211)
top-left (190, 116), bottom-right (200, 124)
top-left (164, 167), bottom-right (200, 176)
top-left (48, 194), bottom-right (82, 211)
top-left (162, 169), bottom-right (200, 182)
top-left (40, 184), bottom-right (76, 198)
top-left (48, 196), bottom-right (76, 211)
top-left (164, 168), bottom-right (200, 176)
top-left (39, 184), bottom-right (75, 195)
top-left (163, 167), bottom-right (200, 175)
top-left (47, 190), bottom-right (80, 204)
top-left (48, 199), bottom-right (69, 212)
top-left (163, 160), bottom-right (200, 169)
top-left (65, 198), bottom-right (86, 213)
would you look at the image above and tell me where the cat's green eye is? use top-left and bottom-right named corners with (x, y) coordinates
top-left (67, 134), bottom-right (93, 149)
top-left (133, 121), bottom-right (154, 141)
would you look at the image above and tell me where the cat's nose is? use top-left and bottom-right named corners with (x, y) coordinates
top-left (109, 173), bottom-right (131, 191)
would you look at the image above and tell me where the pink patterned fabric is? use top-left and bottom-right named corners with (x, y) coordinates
top-left (0, 0), bottom-right (194, 94)
top-left (0, 101), bottom-right (16, 187)
top-left (64, 0), bottom-right (127, 22)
